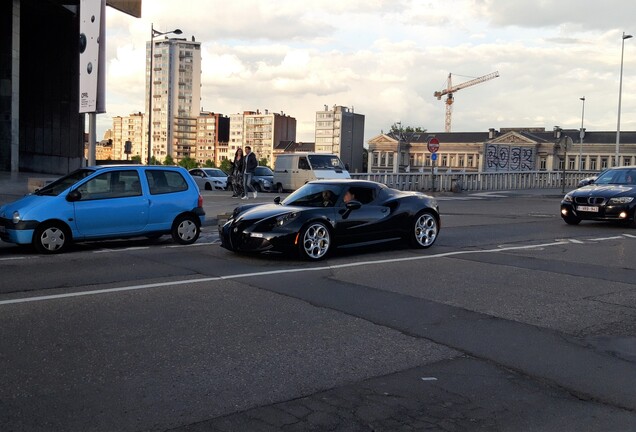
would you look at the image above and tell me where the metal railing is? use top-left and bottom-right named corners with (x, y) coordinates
top-left (349, 171), bottom-right (593, 192)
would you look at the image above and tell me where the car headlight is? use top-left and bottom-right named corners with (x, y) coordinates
top-left (563, 194), bottom-right (573, 203)
top-left (12, 211), bottom-right (21, 224)
top-left (608, 197), bottom-right (634, 204)
top-left (262, 180), bottom-right (272, 186)
top-left (275, 212), bottom-right (298, 226)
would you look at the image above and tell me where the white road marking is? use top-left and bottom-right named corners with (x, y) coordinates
top-left (588, 236), bottom-right (624, 241)
top-left (0, 256), bottom-right (30, 261)
top-left (568, 239), bottom-right (585, 244)
top-left (0, 239), bottom-right (573, 306)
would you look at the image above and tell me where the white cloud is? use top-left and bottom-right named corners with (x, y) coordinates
top-left (99, 0), bottom-right (636, 142)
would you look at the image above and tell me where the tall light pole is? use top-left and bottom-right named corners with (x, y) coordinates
top-left (615, 31), bottom-right (632, 167)
top-left (147, 24), bottom-right (182, 165)
top-left (579, 97), bottom-right (585, 172)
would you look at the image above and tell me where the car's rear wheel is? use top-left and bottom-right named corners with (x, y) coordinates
top-left (298, 222), bottom-right (331, 260)
top-left (277, 183), bottom-right (284, 194)
top-left (410, 211), bottom-right (438, 248)
top-left (171, 214), bottom-right (200, 245)
top-left (562, 213), bottom-right (581, 225)
top-left (33, 222), bottom-right (71, 254)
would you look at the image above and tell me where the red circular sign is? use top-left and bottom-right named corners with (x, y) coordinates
top-left (427, 138), bottom-right (440, 153)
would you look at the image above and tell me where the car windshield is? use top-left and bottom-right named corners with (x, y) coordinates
top-left (34, 169), bottom-right (96, 196)
top-left (203, 169), bottom-right (227, 177)
top-left (593, 168), bottom-right (636, 185)
top-left (255, 166), bottom-right (273, 176)
top-left (282, 183), bottom-right (344, 207)
top-left (307, 155), bottom-right (346, 170)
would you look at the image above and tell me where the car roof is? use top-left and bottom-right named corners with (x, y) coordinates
top-left (310, 179), bottom-right (388, 189)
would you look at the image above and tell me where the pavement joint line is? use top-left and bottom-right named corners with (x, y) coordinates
top-left (0, 239), bottom-right (581, 306)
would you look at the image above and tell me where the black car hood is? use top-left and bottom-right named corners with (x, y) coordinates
top-left (235, 203), bottom-right (303, 223)
top-left (570, 184), bottom-right (636, 198)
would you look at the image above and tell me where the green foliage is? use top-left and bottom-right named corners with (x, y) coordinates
top-left (203, 159), bottom-right (216, 168)
top-left (220, 159), bottom-right (233, 174)
top-left (389, 124), bottom-right (427, 134)
top-left (131, 155), bottom-right (142, 163)
top-left (148, 156), bottom-right (161, 165)
top-left (178, 156), bottom-right (198, 170)
top-left (258, 158), bottom-right (271, 169)
top-left (163, 155), bottom-right (175, 166)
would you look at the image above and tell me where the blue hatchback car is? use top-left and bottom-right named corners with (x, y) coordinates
top-left (0, 165), bottom-right (205, 253)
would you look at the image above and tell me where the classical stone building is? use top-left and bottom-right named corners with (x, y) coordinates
top-left (367, 127), bottom-right (636, 173)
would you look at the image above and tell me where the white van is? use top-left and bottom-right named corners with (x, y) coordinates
top-left (273, 153), bottom-right (350, 192)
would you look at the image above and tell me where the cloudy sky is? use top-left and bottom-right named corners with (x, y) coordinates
top-left (101, 0), bottom-right (636, 142)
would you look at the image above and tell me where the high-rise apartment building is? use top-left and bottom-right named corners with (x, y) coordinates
top-left (315, 105), bottom-right (365, 172)
top-left (146, 36), bottom-right (201, 163)
top-left (112, 112), bottom-right (145, 160)
top-left (232, 110), bottom-right (297, 166)
top-left (195, 112), bottom-right (230, 166)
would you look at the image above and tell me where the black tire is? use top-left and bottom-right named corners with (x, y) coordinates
top-left (409, 211), bottom-right (439, 248)
top-left (277, 183), bottom-right (284, 194)
top-left (32, 221), bottom-right (71, 254)
top-left (204, 182), bottom-right (212, 191)
top-left (171, 214), bottom-right (200, 245)
top-left (254, 183), bottom-right (262, 192)
top-left (298, 222), bottom-right (331, 260)
top-left (562, 214), bottom-right (581, 225)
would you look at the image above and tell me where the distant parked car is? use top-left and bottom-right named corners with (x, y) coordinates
top-left (189, 168), bottom-right (228, 190)
top-left (227, 166), bottom-right (275, 193)
top-left (252, 166), bottom-right (274, 192)
top-left (0, 165), bottom-right (205, 253)
top-left (577, 169), bottom-right (607, 187)
top-left (561, 166), bottom-right (636, 226)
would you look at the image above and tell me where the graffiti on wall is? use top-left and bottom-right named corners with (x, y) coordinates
top-left (485, 144), bottom-right (535, 172)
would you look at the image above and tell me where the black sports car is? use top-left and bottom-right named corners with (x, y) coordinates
top-left (561, 166), bottom-right (636, 225)
top-left (219, 179), bottom-right (440, 260)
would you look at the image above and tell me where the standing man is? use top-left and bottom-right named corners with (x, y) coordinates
top-left (242, 146), bottom-right (258, 199)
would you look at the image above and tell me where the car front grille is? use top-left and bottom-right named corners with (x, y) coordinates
top-left (574, 196), bottom-right (606, 205)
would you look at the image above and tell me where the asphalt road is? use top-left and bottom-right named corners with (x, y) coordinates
top-left (1, 190), bottom-right (635, 431)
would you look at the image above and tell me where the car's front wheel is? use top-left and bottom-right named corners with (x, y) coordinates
top-left (562, 213), bottom-right (581, 225)
top-left (298, 222), bottom-right (331, 260)
top-left (277, 183), bottom-right (284, 194)
top-left (171, 214), bottom-right (200, 245)
top-left (204, 182), bottom-right (213, 191)
top-left (410, 211), bottom-right (438, 248)
top-left (33, 222), bottom-right (71, 254)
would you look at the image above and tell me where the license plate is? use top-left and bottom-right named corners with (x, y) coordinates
top-left (577, 205), bottom-right (599, 212)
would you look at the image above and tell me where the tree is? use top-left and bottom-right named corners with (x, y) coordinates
top-left (203, 159), bottom-right (216, 168)
top-left (389, 123), bottom-right (427, 134)
top-left (131, 155), bottom-right (141, 163)
top-left (149, 156), bottom-right (161, 165)
top-left (258, 157), bottom-right (270, 169)
top-left (220, 159), bottom-right (233, 174)
top-left (178, 156), bottom-right (198, 170)
top-left (163, 155), bottom-right (175, 166)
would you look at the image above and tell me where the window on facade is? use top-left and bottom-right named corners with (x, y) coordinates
top-left (590, 158), bottom-right (597, 170)
top-left (467, 155), bottom-right (474, 167)
top-left (458, 155), bottom-right (465, 167)
top-left (559, 158), bottom-right (565, 170)
top-left (568, 157), bottom-right (576, 170)
top-left (425, 155), bottom-right (431, 167)
top-left (601, 158), bottom-right (608, 169)
top-left (373, 152), bottom-right (379, 166)
top-left (624, 157), bottom-right (632, 166)
top-left (442, 155), bottom-right (447, 167)
top-left (388, 153), bottom-right (394, 166)
top-left (540, 157), bottom-right (547, 170)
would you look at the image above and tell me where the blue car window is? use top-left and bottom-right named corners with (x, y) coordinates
top-left (146, 170), bottom-right (188, 195)
top-left (77, 170), bottom-right (141, 200)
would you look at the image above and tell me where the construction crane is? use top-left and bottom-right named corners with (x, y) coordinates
top-left (434, 71), bottom-right (499, 132)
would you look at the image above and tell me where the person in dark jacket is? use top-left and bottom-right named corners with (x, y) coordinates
top-left (231, 148), bottom-right (244, 198)
top-left (242, 146), bottom-right (258, 199)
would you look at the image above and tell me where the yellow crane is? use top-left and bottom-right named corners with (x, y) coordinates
top-left (434, 71), bottom-right (499, 132)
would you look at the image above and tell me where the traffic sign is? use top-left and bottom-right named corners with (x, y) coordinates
top-left (431, 153), bottom-right (438, 161)
top-left (427, 137), bottom-right (440, 153)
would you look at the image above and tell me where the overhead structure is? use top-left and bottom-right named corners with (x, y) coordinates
top-left (434, 71), bottom-right (499, 132)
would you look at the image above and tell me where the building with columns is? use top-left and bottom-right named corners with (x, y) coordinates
top-left (367, 127), bottom-right (636, 173)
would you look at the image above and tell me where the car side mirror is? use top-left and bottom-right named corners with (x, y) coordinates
top-left (66, 189), bottom-right (81, 202)
top-left (346, 200), bottom-right (362, 211)
top-left (274, 196), bottom-right (281, 205)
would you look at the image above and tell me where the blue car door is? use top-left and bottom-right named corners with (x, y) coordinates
top-left (73, 170), bottom-right (149, 237)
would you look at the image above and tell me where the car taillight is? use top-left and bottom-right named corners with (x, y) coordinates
top-left (198, 194), bottom-right (203, 207)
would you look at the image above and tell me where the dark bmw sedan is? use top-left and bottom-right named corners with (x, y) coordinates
top-left (561, 166), bottom-right (636, 225)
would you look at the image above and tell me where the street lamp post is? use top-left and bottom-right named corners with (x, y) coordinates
top-left (615, 31), bottom-right (632, 167)
top-left (579, 97), bottom-right (585, 172)
top-left (147, 24), bottom-right (182, 165)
